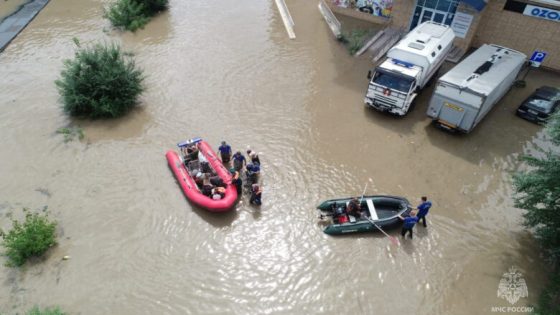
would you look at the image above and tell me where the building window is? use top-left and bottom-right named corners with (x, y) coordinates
top-left (410, 0), bottom-right (460, 30)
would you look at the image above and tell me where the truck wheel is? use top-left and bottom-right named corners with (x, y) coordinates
top-left (408, 100), bottom-right (416, 112)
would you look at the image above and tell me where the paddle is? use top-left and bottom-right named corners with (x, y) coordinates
top-left (359, 183), bottom-right (400, 246)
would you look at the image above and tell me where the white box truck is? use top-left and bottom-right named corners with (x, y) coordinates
top-left (364, 21), bottom-right (455, 116)
top-left (426, 44), bottom-right (526, 133)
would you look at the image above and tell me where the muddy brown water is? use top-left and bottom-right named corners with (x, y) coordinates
top-left (0, 0), bottom-right (556, 314)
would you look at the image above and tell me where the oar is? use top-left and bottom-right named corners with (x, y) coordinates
top-left (366, 217), bottom-right (399, 246)
top-left (359, 183), bottom-right (399, 246)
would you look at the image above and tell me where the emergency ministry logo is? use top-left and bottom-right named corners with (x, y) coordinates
top-left (497, 266), bottom-right (528, 305)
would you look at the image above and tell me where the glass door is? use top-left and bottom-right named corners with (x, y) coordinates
top-left (420, 8), bottom-right (449, 24)
top-left (410, 0), bottom-right (459, 30)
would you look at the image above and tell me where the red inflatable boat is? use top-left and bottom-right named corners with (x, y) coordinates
top-left (166, 138), bottom-right (237, 212)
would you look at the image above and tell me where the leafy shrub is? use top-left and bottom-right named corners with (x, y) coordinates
top-left (513, 111), bottom-right (560, 314)
top-left (27, 306), bottom-right (66, 315)
top-left (338, 29), bottom-right (369, 55)
top-left (136, 0), bottom-right (168, 13)
top-left (55, 40), bottom-right (144, 119)
top-left (105, 0), bottom-right (149, 32)
top-left (106, 0), bottom-right (168, 32)
top-left (1, 208), bottom-right (57, 267)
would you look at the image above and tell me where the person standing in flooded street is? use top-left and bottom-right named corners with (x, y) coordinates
top-left (218, 140), bottom-right (232, 164)
top-left (416, 196), bottom-right (432, 228)
top-left (399, 210), bottom-right (418, 239)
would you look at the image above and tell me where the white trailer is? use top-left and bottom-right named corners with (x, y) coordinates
top-left (426, 44), bottom-right (527, 133)
top-left (364, 22), bottom-right (455, 116)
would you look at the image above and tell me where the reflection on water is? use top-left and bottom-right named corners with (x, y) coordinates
top-left (0, 0), bottom-right (554, 314)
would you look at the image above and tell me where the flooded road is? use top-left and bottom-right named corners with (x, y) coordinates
top-left (0, 0), bottom-right (555, 314)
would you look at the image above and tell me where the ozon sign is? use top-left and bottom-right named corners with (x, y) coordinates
top-left (523, 4), bottom-right (560, 22)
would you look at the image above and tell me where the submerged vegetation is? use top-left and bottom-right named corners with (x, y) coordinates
top-left (338, 29), bottom-right (370, 55)
top-left (105, 0), bottom-right (169, 32)
top-left (56, 126), bottom-right (84, 142)
top-left (26, 306), bottom-right (66, 315)
top-left (513, 112), bottom-right (560, 314)
top-left (55, 39), bottom-right (144, 119)
top-left (0, 208), bottom-right (57, 267)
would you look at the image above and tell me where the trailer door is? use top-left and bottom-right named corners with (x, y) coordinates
top-left (437, 101), bottom-right (465, 129)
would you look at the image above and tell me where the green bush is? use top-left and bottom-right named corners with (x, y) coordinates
top-left (339, 29), bottom-right (369, 55)
top-left (136, 0), bottom-right (168, 13)
top-left (105, 0), bottom-right (149, 32)
top-left (1, 209), bottom-right (57, 267)
top-left (513, 111), bottom-right (560, 315)
top-left (106, 0), bottom-right (168, 32)
top-left (55, 40), bottom-right (144, 119)
top-left (27, 306), bottom-right (66, 315)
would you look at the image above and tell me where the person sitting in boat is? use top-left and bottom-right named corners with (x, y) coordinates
top-left (210, 175), bottom-right (226, 188)
top-left (246, 163), bottom-right (260, 185)
top-left (250, 184), bottom-right (262, 205)
top-left (200, 173), bottom-right (214, 197)
top-left (202, 184), bottom-right (213, 197)
top-left (194, 172), bottom-right (204, 187)
top-left (218, 141), bottom-right (232, 164)
top-left (247, 149), bottom-right (261, 165)
top-left (233, 151), bottom-right (246, 172)
top-left (200, 161), bottom-right (211, 174)
top-left (184, 144), bottom-right (199, 163)
top-left (230, 168), bottom-right (242, 195)
top-left (212, 187), bottom-right (226, 200)
top-left (347, 198), bottom-right (362, 219)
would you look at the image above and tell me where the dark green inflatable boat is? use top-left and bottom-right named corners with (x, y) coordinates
top-left (317, 195), bottom-right (412, 235)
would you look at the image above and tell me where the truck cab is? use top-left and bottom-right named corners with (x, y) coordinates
top-left (364, 22), bottom-right (455, 116)
top-left (366, 59), bottom-right (422, 115)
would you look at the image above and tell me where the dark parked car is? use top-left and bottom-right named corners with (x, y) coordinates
top-left (516, 86), bottom-right (560, 124)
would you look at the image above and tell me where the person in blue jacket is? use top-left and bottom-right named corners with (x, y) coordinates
top-left (416, 196), bottom-right (432, 228)
top-left (218, 141), bottom-right (232, 163)
top-left (398, 210), bottom-right (418, 239)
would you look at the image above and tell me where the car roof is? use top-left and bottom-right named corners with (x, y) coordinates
top-left (535, 86), bottom-right (560, 100)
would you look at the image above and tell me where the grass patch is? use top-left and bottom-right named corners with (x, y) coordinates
top-left (27, 306), bottom-right (66, 315)
top-left (1, 208), bottom-right (57, 267)
top-left (55, 39), bottom-right (144, 119)
top-left (105, 0), bottom-right (169, 32)
top-left (338, 29), bottom-right (369, 55)
top-left (56, 126), bottom-right (85, 143)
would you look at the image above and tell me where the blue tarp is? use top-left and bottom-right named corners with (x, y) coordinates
top-left (461, 0), bottom-right (488, 11)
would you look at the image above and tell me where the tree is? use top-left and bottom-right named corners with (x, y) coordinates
top-left (513, 112), bottom-right (560, 314)
top-left (55, 39), bottom-right (144, 119)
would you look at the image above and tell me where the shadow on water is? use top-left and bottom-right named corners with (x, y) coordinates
top-left (71, 105), bottom-right (152, 143)
top-left (119, 10), bottom-right (172, 47)
top-left (361, 102), bottom-right (429, 135)
top-left (190, 205), bottom-right (238, 228)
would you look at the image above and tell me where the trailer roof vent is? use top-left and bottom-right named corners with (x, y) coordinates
top-left (408, 42), bottom-right (425, 50)
top-left (415, 33), bottom-right (432, 44)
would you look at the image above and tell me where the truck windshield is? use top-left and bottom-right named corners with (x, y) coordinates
top-left (372, 71), bottom-right (413, 92)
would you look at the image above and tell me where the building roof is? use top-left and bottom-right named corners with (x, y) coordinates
top-left (438, 44), bottom-right (527, 96)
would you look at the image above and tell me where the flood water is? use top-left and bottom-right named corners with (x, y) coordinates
top-left (0, 0), bottom-right (556, 314)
